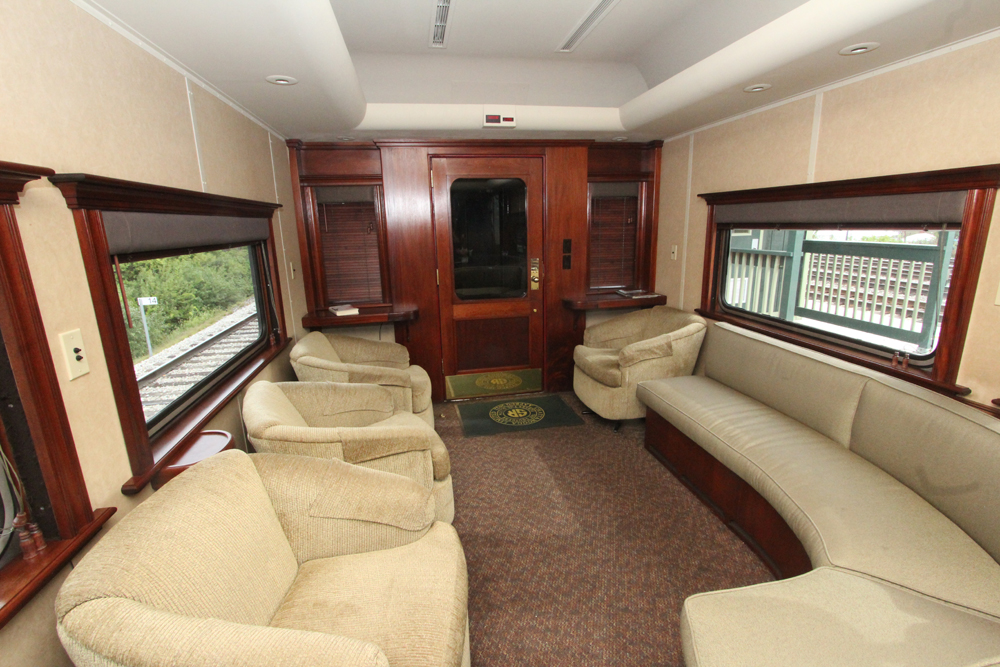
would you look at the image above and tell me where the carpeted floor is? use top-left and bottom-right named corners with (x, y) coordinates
top-left (436, 392), bottom-right (774, 667)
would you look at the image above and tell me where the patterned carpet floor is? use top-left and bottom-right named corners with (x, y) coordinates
top-left (437, 392), bottom-right (773, 667)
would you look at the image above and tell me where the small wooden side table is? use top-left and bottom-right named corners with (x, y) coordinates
top-left (151, 430), bottom-right (234, 490)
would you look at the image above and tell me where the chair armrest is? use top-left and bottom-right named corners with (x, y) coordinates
top-left (618, 333), bottom-right (673, 367)
top-left (294, 357), bottom-right (412, 387)
top-left (338, 425), bottom-right (435, 464)
top-left (327, 334), bottom-right (410, 367)
top-left (59, 599), bottom-right (389, 667)
top-left (251, 453), bottom-right (435, 563)
top-left (583, 309), bottom-right (650, 348)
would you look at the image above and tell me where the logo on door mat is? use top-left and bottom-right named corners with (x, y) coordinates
top-left (475, 372), bottom-right (524, 391)
top-left (489, 401), bottom-right (546, 426)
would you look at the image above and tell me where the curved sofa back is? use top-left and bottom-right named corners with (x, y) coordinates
top-left (698, 322), bottom-right (1000, 563)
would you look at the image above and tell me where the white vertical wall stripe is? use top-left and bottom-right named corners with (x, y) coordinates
top-left (267, 133), bottom-right (299, 341)
top-left (807, 92), bottom-right (824, 183)
top-left (678, 133), bottom-right (695, 311)
top-left (185, 79), bottom-right (207, 193)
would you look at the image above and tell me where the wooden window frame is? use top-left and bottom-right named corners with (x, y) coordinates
top-left (699, 164), bottom-right (1000, 397)
top-left (51, 174), bottom-right (288, 495)
top-left (308, 183), bottom-right (392, 308)
top-left (0, 162), bottom-right (114, 630)
top-left (586, 141), bottom-right (662, 296)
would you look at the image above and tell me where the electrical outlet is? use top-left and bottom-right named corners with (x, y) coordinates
top-left (59, 329), bottom-right (89, 380)
top-left (671, 244), bottom-right (678, 260)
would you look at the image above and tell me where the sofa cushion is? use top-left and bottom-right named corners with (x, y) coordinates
top-left (701, 323), bottom-right (867, 447)
top-left (851, 378), bottom-right (1000, 564)
top-left (56, 451), bottom-right (297, 627)
top-left (573, 346), bottom-right (622, 387)
top-left (681, 567), bottom-right (1000, 667)
top-left (271, 522), bottom-right (468, 667)
top-left (638, 376), bottom-right (1000, 616)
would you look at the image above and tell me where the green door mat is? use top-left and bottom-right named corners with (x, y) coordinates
top-left (457, 394), bottom-right (584, 437)
top-left (445, 368), bottom-right (542, 399)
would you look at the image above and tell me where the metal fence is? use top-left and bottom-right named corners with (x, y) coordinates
top-left (724, 232), bottom-right (957, 351)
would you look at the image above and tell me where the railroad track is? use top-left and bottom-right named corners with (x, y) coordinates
top-left (137, 314), bottom-right (260, 420)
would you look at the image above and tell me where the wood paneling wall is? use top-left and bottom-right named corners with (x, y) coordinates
top-left (289, 141), bottom-right (656, 400)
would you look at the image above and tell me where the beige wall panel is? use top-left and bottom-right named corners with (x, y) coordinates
top-left (0, 0), bottom-right (200, 189)
top-left (956, 209), bottom-right (1000, 402)
top-left (203, 398), bottom-right (248, 452)
top-left (269, 134), bottom-right (309, 341)
top-left (683, 98), bottom-right (814, 310)
top-left (655, 137), bottom-right (691, 309)
top-left (0, 567), bottom-right (73, 667)
top-left (816, 38), bottom-right (1000, 182)
top-left (190, 86), bottom-right (276, 202)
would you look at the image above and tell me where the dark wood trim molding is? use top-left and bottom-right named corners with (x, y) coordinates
top-left (53, 174), bottom-right (287, 494)
top-left (0, 162), bottom-right (92, 538)
top-left (0, 161), bottom-right (110, 629)
top-left (699, 163), bottom-right (1000, 396)
top-left (0, 507), bottom-right (115, 631)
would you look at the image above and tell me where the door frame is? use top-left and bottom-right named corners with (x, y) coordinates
top-left (429, 154), bottom-right (547, 381)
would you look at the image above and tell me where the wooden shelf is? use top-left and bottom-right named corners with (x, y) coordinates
top-left (563, 293), bottom-right (666, 311)
top-left (302, 304), bottom-right (418, 329)
top-left (152, 430), bottom-right (234, 490)
top-left (0, 507), bottom-right (116, 630)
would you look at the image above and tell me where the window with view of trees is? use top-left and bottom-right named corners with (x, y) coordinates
top-left (116, 247), bottom-right (264, 426)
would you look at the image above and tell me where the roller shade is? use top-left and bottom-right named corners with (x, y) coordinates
top-left (714, 191), bottom-right (968, 227)
top-left (102, 211), bottom-right (271, 256)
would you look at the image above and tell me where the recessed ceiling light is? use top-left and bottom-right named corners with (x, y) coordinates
top-left (265, 75), bottom-right (298, 85)
top-left (337, 136), bottom-right (355, 141)
top-left (839, 42), bottom-right (880, 56)
top-left (611, 136), bottom-right (628, 142)
top-left (743, 83), bottom-right (772, 93)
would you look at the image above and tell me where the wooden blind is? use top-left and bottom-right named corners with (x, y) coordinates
top-left (318, 202), bottom-right (384, 304)
top-left (589, 195), bottom-right (639, 289)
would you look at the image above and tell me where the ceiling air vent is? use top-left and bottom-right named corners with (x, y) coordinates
top-left (557, 0), bottom-right (622, 53)
top-left (430, 0), bottom-right (452, 48)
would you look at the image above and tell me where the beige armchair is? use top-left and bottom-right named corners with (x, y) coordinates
top-left (291, 331), bottom-right (435, 428)
top-left (56, 450), bottom-right (470, 667)
top-left (243, 380), bottom-right (454, 523)
top-left (573, 306), bottom-right (707, 424)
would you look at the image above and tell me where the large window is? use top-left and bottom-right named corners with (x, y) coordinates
top-left (54, 173), bottom-right (286, 494)
top-left (116, 247), bottom-right (266, 430)
top-left (700, 165), bottom-right (999, 394)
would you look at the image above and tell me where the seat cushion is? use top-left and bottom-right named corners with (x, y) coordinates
top-left (638, 376), bottom-right (1000, 616)
top-left (407, 364), bottom-right (433, 414)
top-left (573, 345), bottom-right (622, 387)
top-left (270, 522), bottom-right (468, 667)
top-left (682, 567), bottom-right (1000, 667)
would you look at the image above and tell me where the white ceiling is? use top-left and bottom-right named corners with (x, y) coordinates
top-left (71, 0), bottom-right (1000, 141)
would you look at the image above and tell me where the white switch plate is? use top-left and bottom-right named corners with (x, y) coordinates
top-left (59, 329), bottom-right (89, 380)
top-left (671, 245), bottom-right (678, 260)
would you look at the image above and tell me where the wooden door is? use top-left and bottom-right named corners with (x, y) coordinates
top-left (431, 156), bottom-right (545, 385)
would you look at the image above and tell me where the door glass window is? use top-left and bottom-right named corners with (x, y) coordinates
top-left (450, 178), bottom-right (527, 300)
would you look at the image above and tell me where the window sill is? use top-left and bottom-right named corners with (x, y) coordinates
top-left (698, 309), bottom-right (971, 397)
top-left (0, 507), bottom-right (115, 630)
top-left (121, 338), bottom-right (291, 495)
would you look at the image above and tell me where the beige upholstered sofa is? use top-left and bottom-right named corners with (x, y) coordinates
top-left (55, 450), bottom-right (470, 667)
top-left (243, 380), bottom-right (454, 523)
top-left (291, 331), bottom-right (435, 428)
top-left (573, 306), bottom-right (707, 422)
top-left (638, 322), bottom-right (1000, 667)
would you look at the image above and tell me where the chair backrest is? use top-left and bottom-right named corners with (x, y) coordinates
top-left (57, 450), bottom-right (298, 628)
top-left (243, 380), bottom-right (310, 436)
top-left (640, 306), bottom-right (707, 342)
top-left (290, 332), bottom-right (343, 380)
top-left (277, 381), bottom-right (397, 428)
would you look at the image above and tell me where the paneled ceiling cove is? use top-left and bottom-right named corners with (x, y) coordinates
top-left (72, 0), bottom-right (1000, 140)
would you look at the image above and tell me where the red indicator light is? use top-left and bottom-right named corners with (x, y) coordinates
top-left (502, 117), bottom-right (514, 122)
top-left (485, 115), bottom-right (501, 123)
